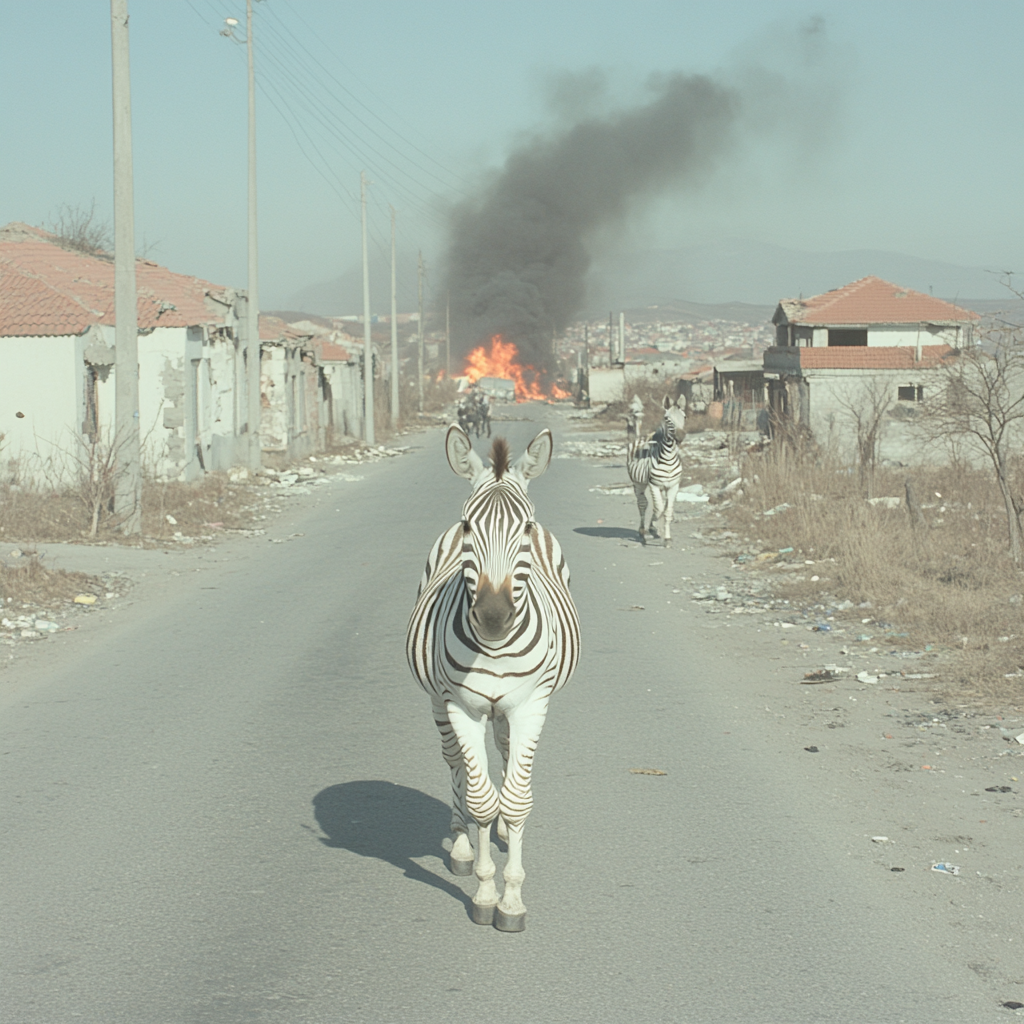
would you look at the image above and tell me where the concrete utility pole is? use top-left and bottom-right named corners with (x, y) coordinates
top-left (221, 3), bottom-right (262, 471)
top-left (445, 291), bottom-right (451, 378)
top-left (245, 0), bottom-right (261, 470)
top-left (361, 172), bottom-right (375, 444)
top-left (390, 206), bottom-right (398, 430)
top-left (110, 0), bottom-right (141, 536)
top-left (608, 311), bottom-right (614, 365)
top-left (417, 251), bottom-right (424, 413)
top-left (619, 311), bottom-right (625, 364)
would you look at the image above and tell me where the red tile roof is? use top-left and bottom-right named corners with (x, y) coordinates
top-left (313, 338), bottom-right (353, 362)
top-left (259, 314), bottom-right (314, 343)
top-left (776, 276), bottom-right (979, 327)
top-left (0, 222), bottom-right (236, 337)
top-left (789, 344), bottom-right (956, 369)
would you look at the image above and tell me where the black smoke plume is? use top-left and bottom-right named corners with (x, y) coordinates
top-left (443, 73), bottom-right (740, 373)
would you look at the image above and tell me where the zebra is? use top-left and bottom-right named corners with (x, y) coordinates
top-left (625, 394), bottom-right (687, 546)
top-left (406, 425), bottom-right (581, 931)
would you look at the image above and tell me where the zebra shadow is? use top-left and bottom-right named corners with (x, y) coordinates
top-left (573, 526), bottom-right (639, 540)
top-left (311, 780), bottom-right (471, 908)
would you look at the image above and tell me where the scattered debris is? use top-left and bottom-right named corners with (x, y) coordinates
top-left (804, 745), bottom-right (820, 753)
top-left (930, 862), bottom-right (960, 876)
top-left (629, 767), bottom-right (667, 776)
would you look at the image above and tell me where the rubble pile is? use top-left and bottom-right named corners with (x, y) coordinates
top-left (1, 569), bottom-right (129, 648)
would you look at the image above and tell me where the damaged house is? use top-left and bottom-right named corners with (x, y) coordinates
top-left (0, 222), bottom-right (257, 482)
top-left (763, 276), bottom-right (979, 461)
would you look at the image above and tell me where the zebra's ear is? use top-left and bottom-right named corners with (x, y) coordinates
top-left (446, 424), bottom-right (485, 481)
top-left (514, 429), bottom-right (553, 482)
top-left (663, 394), bottom-right (673, 411)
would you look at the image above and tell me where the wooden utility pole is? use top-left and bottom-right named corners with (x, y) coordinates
top-left (390, 205), bottom-right (398, 430)
top-left (361, 172), bottom-right (374, 444)
top-left (445, 290), bottom-right (451, 379)
top-left (110, 0), bottom-right (141, 535)
top-left (417, 251), bottom-right (424, 413)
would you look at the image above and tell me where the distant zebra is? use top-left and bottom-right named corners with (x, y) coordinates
top-left (626, 394), bottom-right (687, 546)
top-left (407, 426), bottom-right (580, 931)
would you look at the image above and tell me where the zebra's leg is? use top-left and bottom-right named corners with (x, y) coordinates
top-left (649, 486), bottom-right (666, 543)
top-left (633, 484), bottom-right (648, 544)
top-left (446, 702), bottom-right (501, 924)
top-left (493, 713), bottom-right (510, 842)
top-left (663, 481), bottom-right (680, 547)
top-left (494, 694), bottom-right (550, 932)
top-left (431, 697), bottom-right (473, 875)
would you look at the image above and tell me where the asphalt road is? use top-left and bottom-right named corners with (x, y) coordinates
top-left (0, 407), bottom-right (1008, 1023)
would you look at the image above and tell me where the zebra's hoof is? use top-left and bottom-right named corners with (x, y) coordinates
top-left (493, 908), bottom-right (526, 932)
top-left (471, 902), bottom-right (497, 925)
top-left (638, 533), bottom-right (646, 546)
top-left (450, 856), bottom-right (474, 876)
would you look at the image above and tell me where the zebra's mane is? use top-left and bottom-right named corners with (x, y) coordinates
top-left (490, 437), bottom-right (510, 480)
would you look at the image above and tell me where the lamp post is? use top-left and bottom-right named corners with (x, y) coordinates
top-left (221, 2), bottom-right (262, 471)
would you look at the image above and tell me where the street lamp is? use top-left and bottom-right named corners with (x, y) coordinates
top-left (221, 3), bottom-right (262, 472)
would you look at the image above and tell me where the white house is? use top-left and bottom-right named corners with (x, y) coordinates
top-left (0, 222), bottom-right (253, 483)
top-left (763, 276), bottom-right (980, 461)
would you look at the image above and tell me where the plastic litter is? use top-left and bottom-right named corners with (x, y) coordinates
top-left (74, 594), bottom-right (97, 605)
top-left (931, 862), bottom-right (960, 876)
top-left (778, 546), bottom-right (794, 554)
top-left (871, 836), bottom-right (890, 843)
top-left (856, 671), bottom-right (879, 684)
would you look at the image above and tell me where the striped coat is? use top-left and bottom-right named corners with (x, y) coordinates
top-left (626, 394), bottom-right (687, 546)
top-left (406, 426), bottom-right (580, 931)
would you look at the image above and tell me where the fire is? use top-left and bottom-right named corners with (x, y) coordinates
top-left (463, 335), bottom-right (569, 403)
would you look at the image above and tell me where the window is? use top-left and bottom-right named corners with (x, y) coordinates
top-left (898, 385), bottom-right (924, 402)
top-left (828, 329), bottom-right (867, 347)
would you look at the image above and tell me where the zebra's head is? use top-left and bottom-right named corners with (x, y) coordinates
top-left (445, 424), bottom-right (553, 643)
top-left (660, 395), bottom-right (686, 439)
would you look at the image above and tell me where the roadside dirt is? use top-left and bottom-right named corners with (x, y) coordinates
top-left (560, 411), bottom-right (1024, 1012)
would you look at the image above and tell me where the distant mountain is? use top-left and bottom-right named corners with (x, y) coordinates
top-left (284, 239), bottom-right (1020, 325)
top-left (284, 252), bottom-right (423, 317)
top-left (585, 239), bottom-right (1013, 312)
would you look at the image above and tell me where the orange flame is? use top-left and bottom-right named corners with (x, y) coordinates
top-left (463, 335), bottom-right (569, 403)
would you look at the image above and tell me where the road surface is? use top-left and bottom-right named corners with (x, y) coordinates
top-left (0, 407), bottom-right (1011, 1023)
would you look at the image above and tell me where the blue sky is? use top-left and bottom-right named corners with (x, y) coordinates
top-left (1, 1), bottom-right (1021, 308)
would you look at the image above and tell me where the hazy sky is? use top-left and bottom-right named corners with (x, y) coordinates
top-left (1, 1), bottom-right (1021, 310)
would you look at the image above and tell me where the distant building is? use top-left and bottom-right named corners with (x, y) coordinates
top-left (763, 276), bottom-right (980, 459)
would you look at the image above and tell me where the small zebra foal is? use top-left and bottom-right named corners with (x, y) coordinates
top-left (406, 426), bottom-right (581, 931)
top-left (625, 394), bottom-right (687, 546)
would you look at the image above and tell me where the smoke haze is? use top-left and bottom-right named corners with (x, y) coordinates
top-left (444, 72), bottom-right (742, 372)
top-left (443, 19), bottom-right (837, 373)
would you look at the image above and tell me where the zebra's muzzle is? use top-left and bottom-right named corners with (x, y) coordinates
top-left (469, 574), bottom-right (516, 641)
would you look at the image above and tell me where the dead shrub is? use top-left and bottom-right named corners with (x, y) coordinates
top-left (727, 444), bottom-right (1024, 705)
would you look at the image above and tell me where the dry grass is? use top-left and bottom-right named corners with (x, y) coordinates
top-left (0, 473), bottom-right (260, 545)
top-left (0, 557), bottom-right (99, 608)
top-left (725, 442), bottom-right (1024, 707)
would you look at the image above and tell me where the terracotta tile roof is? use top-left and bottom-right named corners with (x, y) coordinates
top-left (766, 344), bottom-right (956, 370)
top-left (0, 222), bottom-right (235, 337)
top-left (259, 314), bottom-right (314, 343)
top-left (775, 276), bottom-right (979, 327)
top-left (313, 338), bottom-right (353, 362)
